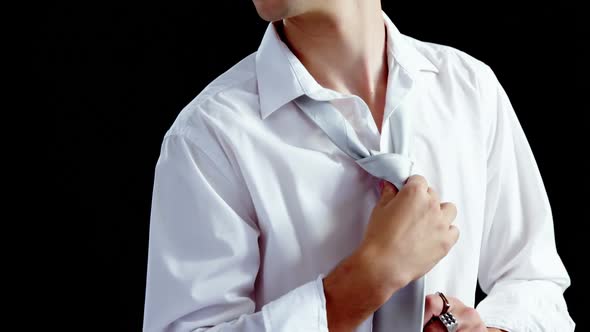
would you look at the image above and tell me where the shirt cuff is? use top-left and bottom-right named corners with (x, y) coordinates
top-left (476, 281), bottom-right (576, 332)
top-left (262, 274), bottom-right (329, 331)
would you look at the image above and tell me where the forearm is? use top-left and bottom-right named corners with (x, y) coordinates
top-left (322, 247), bottom-right (405, 332)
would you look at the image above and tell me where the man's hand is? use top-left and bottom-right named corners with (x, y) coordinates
top-left (360, 175), bottom-right (460, 291)
top-left (323, 175), bottom-right (460, 331)
top-left (423, 293), bottom-right (507, 332)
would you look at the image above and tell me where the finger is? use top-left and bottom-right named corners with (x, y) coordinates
top-left (423, 319), bottom-right (448, 332)
top-left (440, 201), bottom-right (457, 224)
top-left (385, 180), bottom-right (399, 195)
top-left (451, 306), bottom-right (486, 331)
top-left (423, 293), bottom-right (460, 326)
top-left (423, 294), bottom-right (444, 325)
top-left (447, 224), bottom-right (460, 246)
top-left (427, 186), bottom-right (440, 205)
top-left (404, 174), bottom-right (428, 192)
top-left (379, 180), bottom-right (399, 204)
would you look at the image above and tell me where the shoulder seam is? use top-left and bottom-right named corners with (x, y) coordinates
top-left (189, 72), bottom-right (257, 112)
top-left (162, 133), bottom-right (259, 228)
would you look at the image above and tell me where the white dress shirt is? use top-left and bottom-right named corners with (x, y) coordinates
top-left (143, 11), bottom-right (575, 332)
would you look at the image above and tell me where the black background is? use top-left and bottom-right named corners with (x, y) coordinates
top-left (39, 3), bottom-right (585, 331)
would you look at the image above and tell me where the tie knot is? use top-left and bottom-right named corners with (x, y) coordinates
top-left (355, 152), bottom-right (416, 191)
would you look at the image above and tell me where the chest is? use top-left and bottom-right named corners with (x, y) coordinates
top-left (230, 85), bottom-right (488, 306)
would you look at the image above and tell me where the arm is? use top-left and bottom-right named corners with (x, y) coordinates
top-left (324, 177), bottom-right (461, 332)
top-left (475, 65), bottom-right (575, 331)
top-left (142, 134), bottom-right (329, 331)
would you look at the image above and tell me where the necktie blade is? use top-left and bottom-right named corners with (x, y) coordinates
top-left (294, 96), bottom-right (369, 160)
top-left (373, 277), bottom-right (426, 331)
top-left (293, 94), bottom-right (424, 332)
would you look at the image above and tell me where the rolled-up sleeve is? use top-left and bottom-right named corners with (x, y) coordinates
top-left (475, 65), bottom-right (575, 331)
top-left (143, 133), bottom-right (329, 332)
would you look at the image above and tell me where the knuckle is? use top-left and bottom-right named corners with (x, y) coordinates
top-left (444, 202), bottom-right (457, 214)
top-left (463, 307), bottom-right (479, 320)
top-left (450, 204), bottom-right (457, 216)
top-left (440, 238), bottom-right (452, 252)
top-left (442, 233), bottom-right (458, 252)
top-left (451, 226), bottom-right (460, 243)
top-left (404, 185), bottom-right (422, 198)
top-left (408, 174), bottom-right (427, 187)
top-left (405, 181), bottom-right (420, 192)
top-left (407, 174), bottom-right (420, 182)
top-left (415, 174), bottom-right (427, 183)
top-left (416, 178), bottom-right (428, 190)
top-left (448, 296), bottom-right (461, 306)
top-left (428, 198), bottom-right (440, 211)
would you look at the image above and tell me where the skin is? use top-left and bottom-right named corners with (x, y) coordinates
top-left (252, 1), bottom-right (508, 331)
top-left (253, 0), bottom-right (387, 131)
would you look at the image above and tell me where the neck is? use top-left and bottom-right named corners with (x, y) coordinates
top-left (279, 0), bottom-right (387, 103)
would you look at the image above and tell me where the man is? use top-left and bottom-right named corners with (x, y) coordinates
top-left (143, 1), bottom-right (575, 331)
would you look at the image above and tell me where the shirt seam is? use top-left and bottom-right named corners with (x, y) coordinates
top-left (187, 73), bottom-right (257, 115)
top-left (164, 133), bottom-right (259, 228)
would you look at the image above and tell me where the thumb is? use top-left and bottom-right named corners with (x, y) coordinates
top-left (380, 180), bottom-right (399, 198)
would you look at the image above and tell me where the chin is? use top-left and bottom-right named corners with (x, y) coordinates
top-left (252, 0), bottom-right (301, 22)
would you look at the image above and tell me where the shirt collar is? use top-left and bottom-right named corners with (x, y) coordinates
top-left (256, 10), bottom-right (439, 120)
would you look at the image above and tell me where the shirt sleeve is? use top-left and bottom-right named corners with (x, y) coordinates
top-left (142, 133), bottom-right (329, 332)
top-left (475, 65), bottom-right (576, 332)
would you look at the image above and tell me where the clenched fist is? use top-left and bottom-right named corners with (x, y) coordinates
top-left (359, 174), bottom-right (460, 292)
top-left (323, 175), bottom-right (460, 332)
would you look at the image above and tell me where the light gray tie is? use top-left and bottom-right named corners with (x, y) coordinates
top-left (294, 94), bottom-right (425, 332)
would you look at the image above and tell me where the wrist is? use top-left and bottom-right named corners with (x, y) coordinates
top-left (355, 243), bottom-right (410, 294)
top-left (323, 249), bottom-right (396, 331)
